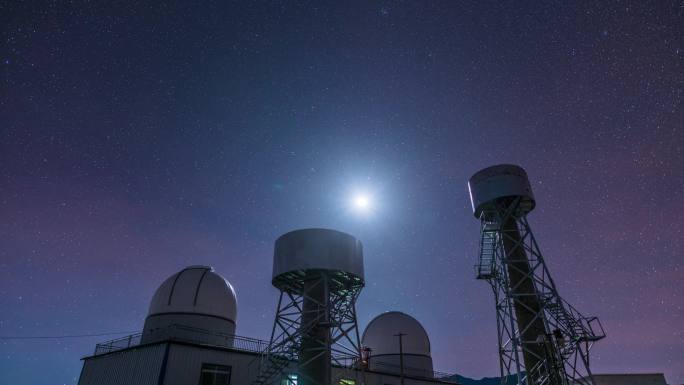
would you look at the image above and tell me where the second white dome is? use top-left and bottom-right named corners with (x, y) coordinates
top-left (362, 311), bottom-right (431, 357)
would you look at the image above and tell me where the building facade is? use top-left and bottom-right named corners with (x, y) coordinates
top-left (77, 266), bottom-right (459, 385)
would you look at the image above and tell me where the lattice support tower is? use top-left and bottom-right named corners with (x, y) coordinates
top-left (468, 165), bottom-right (605, 385)
top-left (254, 229), bottom-right (365, 385)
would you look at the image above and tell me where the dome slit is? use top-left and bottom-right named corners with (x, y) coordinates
top-left (166, 271), bottom-right (184, 306)
top-left (193, 268), bottom-right (210, 306)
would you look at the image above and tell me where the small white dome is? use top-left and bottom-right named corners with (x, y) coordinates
top-left (362, 311), bottom-right (431, 357)
top-left (148, 266), bottom-right (237, 322)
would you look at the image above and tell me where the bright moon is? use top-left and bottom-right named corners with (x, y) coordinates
top-left (352, 194), bottom-right (372, 212)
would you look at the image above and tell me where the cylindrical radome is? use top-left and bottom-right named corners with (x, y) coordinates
top-left (468, 164), bottom-right (536, 219)
top-left (272, 228), bottom-right (364, 291)
top-left (272, 228), bottom-right (364, 385)
top-left (469, 165), bottom-right (555, 384)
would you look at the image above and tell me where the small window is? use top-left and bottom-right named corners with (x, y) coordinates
top-left (282, 374), bottom-right (298, 385)
top-left (199, 363), bottom-right (231, 385)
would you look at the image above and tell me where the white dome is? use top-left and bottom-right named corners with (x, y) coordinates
top-left (362, 311), bottom-right (431, 357)
top-left (148, 265), bottom-right (237, 322)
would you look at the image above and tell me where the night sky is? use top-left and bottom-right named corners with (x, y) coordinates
top-left (1, 1), bottom-right (683, 385)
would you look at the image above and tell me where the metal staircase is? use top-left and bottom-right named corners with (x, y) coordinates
top-left (252, 342), bottom-right (298, 385)
top-left (541, 295), bottom-right (606, 345)
top-left (476, 224), bottom-right (498, 279)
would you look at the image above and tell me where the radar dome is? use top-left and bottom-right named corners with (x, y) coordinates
top-left (362, 311), bottom-right (434, 378)
top-left (141, 266), bottom-right (237, 345)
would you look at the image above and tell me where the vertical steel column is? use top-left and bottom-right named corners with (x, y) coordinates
top-left (299, 274), bottom-right (331, 385)
top-left (501, 215), bottom-right (559, 385)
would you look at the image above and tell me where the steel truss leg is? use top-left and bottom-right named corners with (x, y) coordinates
top-left (254, 273), bottom-right (363, 385)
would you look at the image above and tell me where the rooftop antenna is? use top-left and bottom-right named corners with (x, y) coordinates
top-left (254, 229), bottom-right (365, 385)
top-left (394, 332), bottom-right (407, 385)
top-left (468, 165), bottom-right (605, 385)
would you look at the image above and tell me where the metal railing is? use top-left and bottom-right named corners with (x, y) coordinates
top-left (93, 326), bottom-right (459, 383)
top-left (94, 332), bottom-right (143, 355)
top-left (93, 324), bottom-right (270, 356)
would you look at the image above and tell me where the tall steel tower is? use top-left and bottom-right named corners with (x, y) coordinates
top-left (468, 165), bottom-right (605, 385)
top-left (254, 228), bottom-right (365, 385)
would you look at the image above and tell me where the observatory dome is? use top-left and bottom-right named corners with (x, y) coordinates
top-left (362, 311), bottom-right (434, 378)
top-left (147, 265), bottom-right (237, 320)
top-left (142, 266), bottom-right (238, 345)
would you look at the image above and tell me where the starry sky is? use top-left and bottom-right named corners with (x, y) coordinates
top-left (1, 1), bottom-right (683, 385)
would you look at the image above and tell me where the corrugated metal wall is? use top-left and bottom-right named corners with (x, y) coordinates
top-left (77, 342), bottom-right (452, 385)
top-left (164, 344), bottom-right (264, 385)
top-left (163, 344), bottom-right (447, 385)
top-left (78, 343), bottom-right (166, 385)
